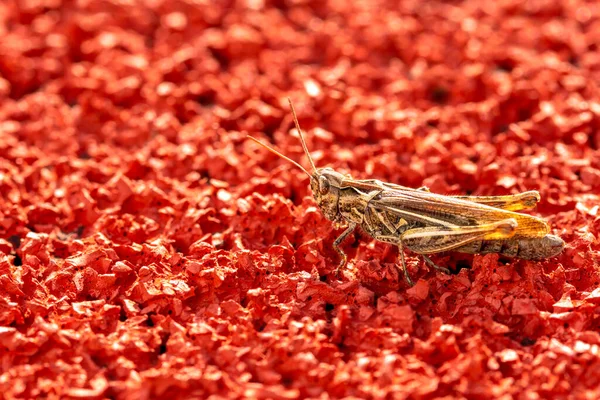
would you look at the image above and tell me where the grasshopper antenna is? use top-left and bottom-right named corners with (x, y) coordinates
top-left (247, 135), bottom-right (313, 179)
top-left (288, 98), bottom-right (317, 174)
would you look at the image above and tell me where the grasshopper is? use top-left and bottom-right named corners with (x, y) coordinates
top-left (248, 99), bottom-right (565, 286)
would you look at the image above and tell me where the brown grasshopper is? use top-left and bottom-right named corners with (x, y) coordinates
top-left (248, 99), bottom-right (565, 286)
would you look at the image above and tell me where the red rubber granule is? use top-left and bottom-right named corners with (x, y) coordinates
top-left (0, 0), bottom-right (599, 399)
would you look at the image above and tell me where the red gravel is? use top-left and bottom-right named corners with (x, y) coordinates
top-left (1, 1), bottom-right (600, 399)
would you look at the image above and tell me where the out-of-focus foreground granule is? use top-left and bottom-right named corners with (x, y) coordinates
top-left (1, 0), bottom-right (600, 399)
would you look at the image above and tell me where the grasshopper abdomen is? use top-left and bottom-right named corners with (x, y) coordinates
top-left (453, 234), bottom-right (565, 260)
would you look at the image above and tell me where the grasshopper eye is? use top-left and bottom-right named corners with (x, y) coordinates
top-left (319, 176), bottom-right (330, 194)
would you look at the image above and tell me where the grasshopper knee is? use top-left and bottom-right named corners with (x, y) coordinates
top-left (519, 191), bottom-right (541, 208)
top-left (498, 218), bottom-right (518, 235)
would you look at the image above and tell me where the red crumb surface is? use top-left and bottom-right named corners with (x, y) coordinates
top-left (1, 0), bottom-right (600, 399)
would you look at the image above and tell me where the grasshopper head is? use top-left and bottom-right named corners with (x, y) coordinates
top-left (310, 167), bottom-right (345, 221)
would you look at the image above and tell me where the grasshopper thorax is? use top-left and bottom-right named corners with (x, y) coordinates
top-left (310, 167), bottom-right (346, 222)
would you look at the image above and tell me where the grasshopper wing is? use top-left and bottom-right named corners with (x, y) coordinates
top-left (448, 191), bottom-right (540, 211)
top-left (343, 178), bottom-right (541, 211)
top-left (368, 189), bottom-right (550, 238)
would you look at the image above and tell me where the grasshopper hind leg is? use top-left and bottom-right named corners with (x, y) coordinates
top-left (378, 219), bottom-right (517, 286)
top-left (421, 255), bottom-right (451, 274)
top-left (398, 247), bottom-right (450, 287)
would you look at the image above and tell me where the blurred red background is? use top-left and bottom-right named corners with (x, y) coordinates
top-left (0, 0), bottom-right (599, 398)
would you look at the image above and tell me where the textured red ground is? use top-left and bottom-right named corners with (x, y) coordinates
top-left (1, 0), bottom-right (600, 399)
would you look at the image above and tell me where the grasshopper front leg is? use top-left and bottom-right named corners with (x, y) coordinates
top-left (333, 189), bottom-right (383, 275)
top-left (333, 222), bottom-right (357, 275)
